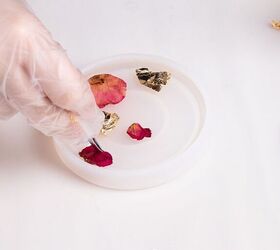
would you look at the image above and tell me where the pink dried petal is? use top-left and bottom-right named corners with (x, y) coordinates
top-left (79, 144), bottom-right (113, 167)
top-left (127, 123), bottom-right (152, 140)
top-left (88, 74), bottom-right (127, 108)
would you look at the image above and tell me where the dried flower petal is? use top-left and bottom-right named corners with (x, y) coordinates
top-left (79, 145), bottom-right (113, 167)
top-left (88, 74), bottom-right (127, 108)
top-left (127, 123), bottom-right (152, 140)
top-left (93, 151), bottom-right (113, 167)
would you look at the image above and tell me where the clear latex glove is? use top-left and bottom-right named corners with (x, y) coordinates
top-left (0, 0), bottom-right (104, 147)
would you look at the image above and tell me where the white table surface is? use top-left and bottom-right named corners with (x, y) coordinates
top-left (1, 0), bottom-right (280, 249)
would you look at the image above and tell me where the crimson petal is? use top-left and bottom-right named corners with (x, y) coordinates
top-left (79, 144), bottom-right (113, 167)
top-left (127, 123), bottom-right (152, 140)
top-left (94, 151), bottom-right (113, 167)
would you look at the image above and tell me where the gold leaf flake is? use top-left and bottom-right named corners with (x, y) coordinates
top-left (100, 111), bottom-right (119, 135)
top-left (272, 20), bottom-right (280, 30)
top-left (136, 68), bottom-right (171, 92)
top-left (69, 112), bottom-right (77, 123)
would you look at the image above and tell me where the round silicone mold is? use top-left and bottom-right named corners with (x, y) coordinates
top-left (54, 54), bottom-right (207, 190)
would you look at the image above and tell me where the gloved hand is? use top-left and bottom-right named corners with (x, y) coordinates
top-left (0, 0), bottom-right (104, 147)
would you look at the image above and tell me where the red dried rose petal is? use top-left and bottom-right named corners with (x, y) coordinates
top-left (79, 144), bottom-right (99, 159)
top-left (127, 123), bottom-right (152, 140)
top-left (93, 151), bottom-right (113, 167)
top-left (88, 74), bottom-right (127, 108)
top-left (79, 145), bottom-right (113, 167)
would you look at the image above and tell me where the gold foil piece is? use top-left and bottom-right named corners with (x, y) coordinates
top-left (136, 68), bottom-right (171, 92)
top-left (272, 20), bottom-right (280, 30)
top-left (69, 112), bottom-right (77, 123)
top-left (100, 111), bottom-right (119, 135)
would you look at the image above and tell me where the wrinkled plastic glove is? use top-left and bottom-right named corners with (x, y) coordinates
top-left (0, 0), bottom-right (104, 147)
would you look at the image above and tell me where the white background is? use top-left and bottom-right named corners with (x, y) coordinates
top-left (1, 0), bottom-right (280, 249)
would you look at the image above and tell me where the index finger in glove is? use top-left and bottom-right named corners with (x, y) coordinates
top-left (23, 14), bottom-right (105, 137)
top-left (5, 59), bottom-right (88, 146)
top-left (34, 48), bottom-right (104, 137)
